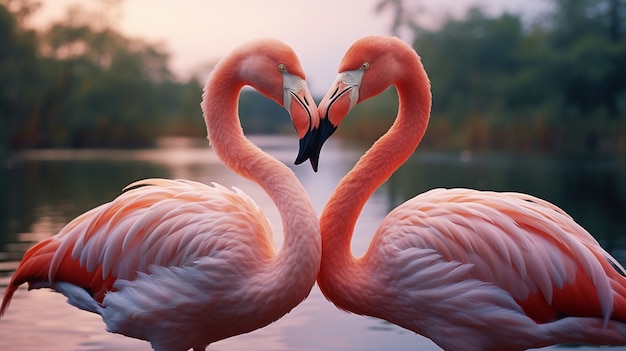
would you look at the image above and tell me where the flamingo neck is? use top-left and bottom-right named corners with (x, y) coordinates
top-left (202, 68), bottom-right (321, 313)
top-left (318, 70), bottom-right (431, 308)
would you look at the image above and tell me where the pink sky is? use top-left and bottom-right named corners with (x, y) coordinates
top-left (30, 0), bottom-right (548, 95)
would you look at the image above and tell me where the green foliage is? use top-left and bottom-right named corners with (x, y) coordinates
top-left (2, 0), bottom-right (626, 156)
top-left (351, 0), bottom-right (626, 154)
top-left (0, 1), bottom-right (41, 157)
top-left (0, 1), bottom-right (300, 154)
top-left (333, 88), bottom-right (398, 143)
top-left (238, 88), bottom-right (293, 134)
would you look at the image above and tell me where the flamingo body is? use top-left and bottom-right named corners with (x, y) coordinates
top-left (316, 35), bottom-right (626, 351)
top-left (7, 179), bottom-right (279, 349)
top-left (1, 39), bottom-right (322, 351)
top-left (343, 188), bottom-right (626, 350)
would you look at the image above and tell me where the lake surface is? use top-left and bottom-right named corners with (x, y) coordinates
top-left (1, 136), bottom-right (625, 351)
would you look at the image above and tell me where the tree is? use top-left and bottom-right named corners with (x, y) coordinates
top-left (0, 0), bottom-right (44, 153)
top-left (375, 0), bottom-right (424, 41)
top-left (371, 1), bottom-right (626, 153)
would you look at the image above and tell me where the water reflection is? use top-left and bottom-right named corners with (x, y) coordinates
top-left (1, 137), bottom-right (625, 351)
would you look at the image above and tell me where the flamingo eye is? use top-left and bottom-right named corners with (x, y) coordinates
top-left (360, 62), bottom-right (369, 71)
top-left (278, 64), bottom-right (287, 72)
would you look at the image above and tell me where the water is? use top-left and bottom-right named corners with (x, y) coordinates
top-left (1, 136), bottom-right (625, 351)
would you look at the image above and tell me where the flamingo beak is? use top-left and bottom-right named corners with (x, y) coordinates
top-left (283, 74), bottom-right (323, 171)
top-left (294, 116), bottom-right (336, 172)
top-left (313, 71), bottom-right (363, 169)
top-left (295, 129), bottom-right (322, 172)
top-left (318, 71), bottom-right (362, 126)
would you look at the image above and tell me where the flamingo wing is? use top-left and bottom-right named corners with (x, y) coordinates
top-left (1, 178), bottom-right (275, 317)
top-left (368, 188), bottom-right (626, 325)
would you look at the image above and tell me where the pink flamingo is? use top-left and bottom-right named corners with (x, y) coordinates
top-left (1, 39), bottom-right (322, 351)
top-left (315, 35), bottom-right (626, 350)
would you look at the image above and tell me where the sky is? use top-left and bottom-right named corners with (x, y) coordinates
top-left (30, 0), bottom-right (549, 96)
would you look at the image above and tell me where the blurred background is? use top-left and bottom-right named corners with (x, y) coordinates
top-left (1, 0), bottom-right (626, 350)
top-left (1, 0), bottom-right (625, 154)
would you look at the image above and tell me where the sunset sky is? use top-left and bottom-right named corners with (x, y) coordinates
top-left (31, 0), bottom-right (547, 95)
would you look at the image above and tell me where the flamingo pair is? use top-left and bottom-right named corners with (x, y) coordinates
top-left (2, 36), bottom-right (626, 351)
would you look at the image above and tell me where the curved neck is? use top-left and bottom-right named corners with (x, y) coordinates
top-left (202, 68), bottom-right (321, 310)
top-left (318, 68), bottom-right (431, 305)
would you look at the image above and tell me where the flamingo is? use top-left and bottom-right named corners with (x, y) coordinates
top-left (0, 38), bottom-right (323, 351)
top-left (315, 35), bottom-right (626, 351)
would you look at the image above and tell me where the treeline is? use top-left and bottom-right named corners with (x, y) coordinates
top-left (2, 0), bottom-right (626, 156)
top-left (1, 0), bottom-right (288, 156)
top-left (341, 0), bottom-right (626, 154)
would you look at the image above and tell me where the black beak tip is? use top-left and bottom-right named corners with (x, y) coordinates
top-left (294, 118), bottom-right (337, 173)
top-left (294, 138), bottom-right (319, 173)
top-left (294, 150), bottom-right (320, 172)
top-left (309, 157), bottom-right (319, 173)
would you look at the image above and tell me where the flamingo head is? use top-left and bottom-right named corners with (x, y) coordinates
top-left (235, 39), bottom-right (323, 171)
top-left (316, 36), bottom-right (413, 160)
